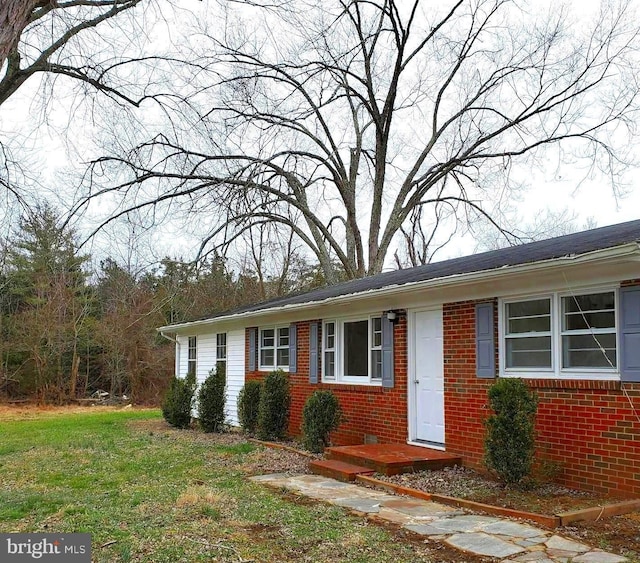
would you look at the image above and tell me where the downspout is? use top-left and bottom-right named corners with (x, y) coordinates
top-left (159, 331), bottom-right (180, 376)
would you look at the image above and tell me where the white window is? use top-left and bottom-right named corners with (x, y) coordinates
top-left (187, 336), bottom-right (197, 377)
top-left (216, 333), bottom-right (227, 364)
top-left (561, 292), bottom-right (616, 369)
top-left (501, 290), bottom-right (617, 378)
top-left (324, 321), bottom-right (336, 380)
top-left (259, 326), bottom-right (289, 370)
top-left (322, 316), bottom-right (383, 384)
top-left (504, 298), bottom-right (552, 370)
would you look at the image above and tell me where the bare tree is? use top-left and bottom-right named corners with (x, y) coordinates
top-left (0, 0), bottom-right (150, 107)
top-left (79, 0), bottom-right (640, 281)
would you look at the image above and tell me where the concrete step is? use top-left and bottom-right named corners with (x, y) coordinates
top-left (309, 459), bottom-right (375, 482)
top-left (325, 444), bottom-right (462, 476)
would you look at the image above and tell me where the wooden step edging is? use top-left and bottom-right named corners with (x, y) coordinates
top-left (247, 438), bottom-right (317, 458)
top-left (557, 499), bottom-right (640, 526)
top-left (355, 474), bottom-right (561, 529)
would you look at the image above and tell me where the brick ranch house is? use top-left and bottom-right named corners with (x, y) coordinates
top-left (159, 220), bottom-right (640, 497)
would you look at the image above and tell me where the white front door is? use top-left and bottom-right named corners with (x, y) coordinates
top-left (413, 308), bottom-right (445, 445)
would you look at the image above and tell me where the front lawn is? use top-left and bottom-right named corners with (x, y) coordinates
top-left (0, 407), bottom-right (477, 562)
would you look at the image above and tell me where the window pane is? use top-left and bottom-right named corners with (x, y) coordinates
top-left (562, 334), bottom-right (616, 368)
top-left (372, 316), bottom-right (382, 347)
top-left (344, 320), bottom-right (368, 377)
top-left (507, 299), bottom-right (550, 318)
top-left (216, 333), bottom-right (227, 360)
top-left (260, 349), bottom-right (274, 366)
top-left (563, 293), bottom-right (615, 330)
top-left (261, 329), bottom-right (274, 347)
top-left (325, 322), bottom-right (335, 349)
top-left (506, 299), bottom-right (550, 334)
top-left (188, 336), bottom-right (197, 360)
top-left (278, 327), bottom-right (289, 347)
top-left (564, 292), bottom-right (615, 314)
top-left (506, 336), bottom-right (551, 368)
top-left (371, 349), bottom-right (382, 379)
top-left (324, 351), bottom-right (335, 379)
top-left (277, 348), bottom-right (289, 366)
top-left (508, 316), bottom-right (551, 334)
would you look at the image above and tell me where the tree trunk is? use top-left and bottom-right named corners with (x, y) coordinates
top-left (70, 352), bottom-right (80, 399)
top-left (0, 0), bottom-right (40, 67)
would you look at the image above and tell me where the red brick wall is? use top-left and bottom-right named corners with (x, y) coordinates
top-left (245, 316), bottom-right (409, 445)
top-left (242, 285), bottom-right (640, 497)
top-left (444, 299), bottom-right (640, 498)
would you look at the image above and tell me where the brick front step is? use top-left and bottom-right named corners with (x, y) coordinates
top-left (325, 444), bottom-right (462, 476)
top-left (309, 459), bottom-right (375, 482)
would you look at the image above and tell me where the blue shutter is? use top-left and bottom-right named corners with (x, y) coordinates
top-left (309, 322), bottom-right (319, 383)
top-left (248, 328), bottom-right (257, 372)
top-left (476, 302), bottom-right (495, 378)
top-left (289, 323), bottom-right (297, 374)
top-left (620, 287), bottom-right (640, 382)
top-left (381, 314), bottom-right (395, 388)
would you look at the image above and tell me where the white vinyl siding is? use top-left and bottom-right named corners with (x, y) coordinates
top-left (225, 329), bottom-right (245, 426)
top-left (176, 335), bottom-right (189, 377)
top-left (196, 333), bottom-right (216, 386)
top-left (175, 331), bottom-right (244, 425)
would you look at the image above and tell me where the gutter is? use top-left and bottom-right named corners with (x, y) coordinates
top-left (157, 242), bottom-right (640, 332)
top-left (159, 331), bottom-right (180, 375)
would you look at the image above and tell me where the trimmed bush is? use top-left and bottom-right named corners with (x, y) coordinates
top-left (238, 380), bottom-right (262, 434)
top-left (301, 390), bottom-right (342, 453)
top-left (257, 370), bottom-right (290, 440)
top-left (161, 371), bottom-right (196, 429)
top-left (198, 363), bottom-right (227, 433)
top-left (484, 377), bottom-right (538, 485)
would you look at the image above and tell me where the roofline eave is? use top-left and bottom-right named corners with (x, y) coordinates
top-left (157, 242), bottom-right (640, 334)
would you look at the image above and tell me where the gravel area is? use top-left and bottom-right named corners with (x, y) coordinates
top-left (376, 465), bottom-right (599, 514)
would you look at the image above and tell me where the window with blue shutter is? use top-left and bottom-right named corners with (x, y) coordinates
top-left (309, 322), bottom-right (319, 383)
top-left (381, 313), bottom-right (395, 388)
top-left (289, 323), bottom-right (297, 374)
top-left (476, 302), bottom-right (495, 378)
top-left (620, 286), bottom-right (640, 382)
top-left (248, 328), bottom-right (257, 371)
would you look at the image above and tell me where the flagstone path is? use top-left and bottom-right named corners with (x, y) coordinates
top-left (251, 473), bottom-right (627, 562)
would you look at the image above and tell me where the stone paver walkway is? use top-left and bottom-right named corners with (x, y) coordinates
top-left (250, 474), bottom-right (627, 562)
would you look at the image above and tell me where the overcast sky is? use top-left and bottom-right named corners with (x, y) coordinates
top-left (1, 0), bottom-right (639, 270)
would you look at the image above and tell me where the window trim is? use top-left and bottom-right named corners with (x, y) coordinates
top-left (258, 325), bottom-right (290, 371)
top-left (216, 333), bottom-right (227, 363)
top-left (321, 315), bottom-right (383, 385)
top-left (499, 288), bottom-right (619, 380)
top-left (503, 295), bottom-right (554, 373)
top-left (187, 336), bottom-right (197, 377)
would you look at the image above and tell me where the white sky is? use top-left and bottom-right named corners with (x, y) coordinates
top-left (1, 0), bottom-right (639, 270)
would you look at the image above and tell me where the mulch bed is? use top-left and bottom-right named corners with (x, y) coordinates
top-left (376, 465), bottom-right (605, 515)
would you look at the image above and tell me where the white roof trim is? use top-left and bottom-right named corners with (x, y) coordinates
top-left (157, 243), bottom-right (640, 333)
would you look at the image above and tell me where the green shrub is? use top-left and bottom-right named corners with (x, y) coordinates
top-left (301, 390), bottom-right (342, 453)
top-left (484, 378), bottom-right (538, 485)
top-left (161, 371), bottom-right (196, 429)
top-left (257, 370), bottom-right (290, 440)
top-left (238, 380), bottom-right (262, 434)
top-left (198, 363), bottom-right (227, 433)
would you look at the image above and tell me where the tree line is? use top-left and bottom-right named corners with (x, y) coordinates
top-left (0, 204), bottom-right (326, 404)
